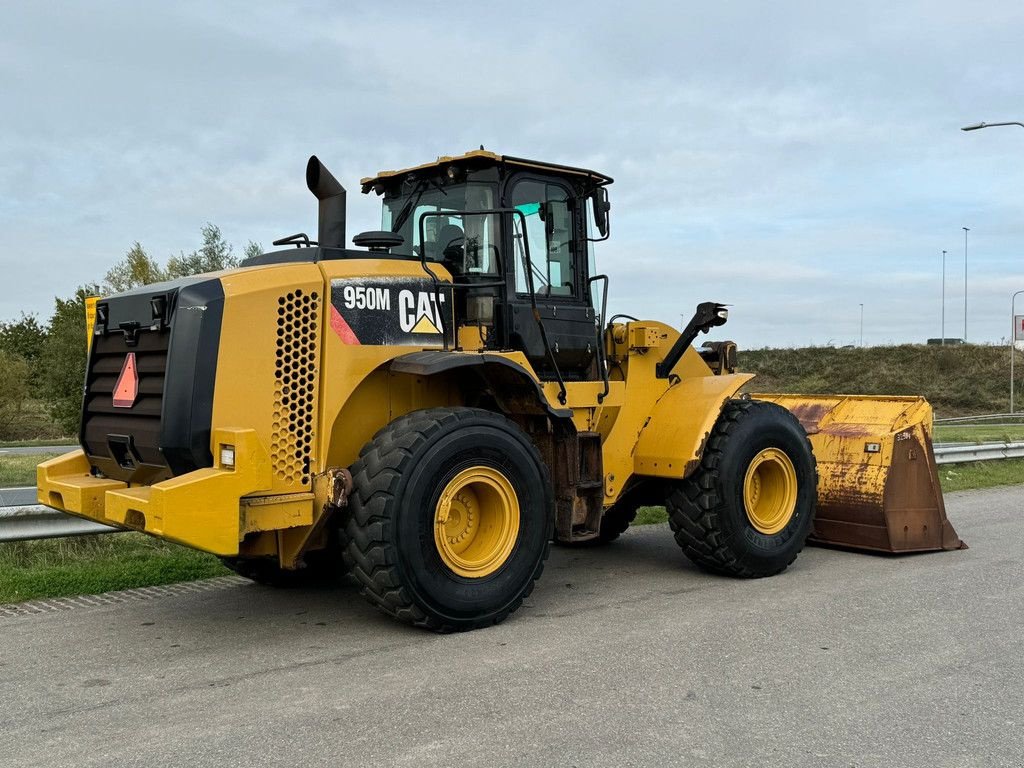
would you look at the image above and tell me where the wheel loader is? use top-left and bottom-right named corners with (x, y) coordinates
top-left (37, 150), bottom-right (964, 631)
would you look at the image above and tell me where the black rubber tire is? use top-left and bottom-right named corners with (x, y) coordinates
top-left (341, 407), bottom-right (553, 632)
top-left (596, 502), bottom-right (639, 543)
top-left (594, 479), bottom-right (667, 544)
top-left (666, 399), bottom-right (817, 578)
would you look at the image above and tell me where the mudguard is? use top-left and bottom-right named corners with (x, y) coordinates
top-left (633, 373), bottom-right (754, 479)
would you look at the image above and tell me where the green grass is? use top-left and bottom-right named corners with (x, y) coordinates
top-left (0, 452), bottom-right (60, 488)
top-left (938, 457), bottom-right (1024, 493)
top-left (933, 424), bottom-right (1024, 444)
top-left (632, 457), bottom-right (1024, 528)
top-left (0, 438), bottom-right (75, 448)
top-left (0, 534), bottom-right (230, 604)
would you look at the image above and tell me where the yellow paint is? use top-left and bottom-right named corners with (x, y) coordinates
top-left (38, 429), bottom-right (272, 555)
top-left (433, 465), bottom-right (520, 578)
top-left (743, 448), bottom-right (797, 534)
top-left (411, 314), bottom-right (441, 334)
top-left (360, 149), bottom-right (611, 187)
top-left (240, 492), bottom-right (315, 535)
top-left (457, 324), bottom-right (487, 351)
top-left (84, 296), bottom-right (99, 351)
top-left (37, 450), bottom-right (126, 513)
top-left (753, 393), bottom-right (935, 517)
top-left (632, 373), bottom-right (755, 479)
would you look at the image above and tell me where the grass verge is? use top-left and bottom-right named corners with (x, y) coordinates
top-left (0, 453), bottom-right (61, 488)
top-left (0, 534), bottom-right (229, 604)
top-left (934, 425), bottom-right (1024, 444)
top-left (938, 457), bottom-right (1024, 493)
top-left (633, 457), bottom-right (1024, 528)
top-left (0, 438), bottom-right (75, 449)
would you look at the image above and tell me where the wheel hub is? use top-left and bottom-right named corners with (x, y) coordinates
top-left (434, 466), bottom-right (520, 578)
top-left (743, 447), bottom-right (798, 535)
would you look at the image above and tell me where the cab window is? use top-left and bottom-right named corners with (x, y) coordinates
top-left (380, 182), bottom-right (500, 275)
top-left (511, 180), bottom-right (575, 297)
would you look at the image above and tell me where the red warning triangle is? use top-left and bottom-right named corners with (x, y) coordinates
top-left (112, 352), bottom-right (139, 408)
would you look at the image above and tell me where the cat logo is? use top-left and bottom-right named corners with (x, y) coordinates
top-left (398, 289), bottom-right (446, 334)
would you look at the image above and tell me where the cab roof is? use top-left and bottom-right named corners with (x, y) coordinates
top-left (360, 149), bottom-right (613, 193)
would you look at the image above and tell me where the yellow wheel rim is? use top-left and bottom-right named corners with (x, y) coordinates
top-left (434, 466), bottom-right (520, 578)
top-left (743, 448), bottom-right (798, 535)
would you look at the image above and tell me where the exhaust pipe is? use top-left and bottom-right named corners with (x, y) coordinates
top-left (306, 155), bottom-right (346, 249)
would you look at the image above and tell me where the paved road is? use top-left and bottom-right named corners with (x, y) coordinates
top-left (0, 445), bottom-right (72, 456)
top-left (2, 488), bottom-right (1022, 768)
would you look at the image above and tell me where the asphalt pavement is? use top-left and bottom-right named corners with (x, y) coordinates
top-left (0, 445), bottom-right (72, 455)
top-left (1, 487), bottom-right (1022, 768)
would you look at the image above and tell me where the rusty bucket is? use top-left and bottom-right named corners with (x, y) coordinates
top-left (755, 394), bottom-right (965, 553)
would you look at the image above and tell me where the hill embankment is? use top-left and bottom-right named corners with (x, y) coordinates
top-left (738, 344), bottom-right (1022, 418)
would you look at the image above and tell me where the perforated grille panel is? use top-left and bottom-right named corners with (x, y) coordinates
top-left (272, 289), bottom-right (320, 486)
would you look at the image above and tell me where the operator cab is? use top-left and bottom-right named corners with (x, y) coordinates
top-left (360, 150), bottom-right (613, 387)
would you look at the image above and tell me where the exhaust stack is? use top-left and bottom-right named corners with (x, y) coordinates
top-left (306, 155), bottom-right (346, 249)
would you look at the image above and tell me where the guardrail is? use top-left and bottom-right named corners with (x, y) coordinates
top-left (0, 487), bottom-right (118, 543)
top-left (933, 441), bottom-right (1024, 465)
top-left (2, 441), bottom-right (1023, 543)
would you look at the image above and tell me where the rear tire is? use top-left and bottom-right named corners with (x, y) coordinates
top-left (341, 407), bottom-right (553, 632)
top-left (666, 399), bottom-right (816, 577)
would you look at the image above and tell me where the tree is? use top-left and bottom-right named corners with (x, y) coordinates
top-left (243, 240), bottom-right (264, 261)
top-left (167, 223), bottom-right (238, 277)
top-left (0, 348), bottom-right (30, 440)
top-left (0, 313), bottom-right (47, 365)
top-left (38, 287), bottom-right (97, 434)
top-left (104, 242), bottom-right (167, 293)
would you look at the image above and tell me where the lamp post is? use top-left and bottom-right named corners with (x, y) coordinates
top-left (859, 303), bottom-right (864, 347)
top-left (941, 250), bottom-right (947, 345)
top-left (962, 121), bottom-right (1024, 131)
top-left (962, 122), bottom-right (1024, 405)
top-left (963, 226), bottom-right (969, 341)
top-left (1013, 290), bottom-right (1024, 414)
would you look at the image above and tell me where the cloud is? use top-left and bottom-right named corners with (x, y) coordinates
top-left (1, 0), bottom-right (1023, 348)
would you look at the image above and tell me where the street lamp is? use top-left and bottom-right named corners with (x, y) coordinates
top-left (1013, 290), bottom-right (1024, 414)
top-left (941, 249), bottom-right (947, 345)
top-left (963, 226), bottom-right (969, 342)
top-left (859, 303), bottom-right (864, 347)
top-left (962, 121), bottom-right (1024, 404)
top-left (962, 121), bottom-right (1024, 131)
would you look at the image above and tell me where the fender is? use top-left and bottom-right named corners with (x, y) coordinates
top-left (632, 373), bottom-right (754, 479)
top-left (390, 350), bottom-right (573, 420)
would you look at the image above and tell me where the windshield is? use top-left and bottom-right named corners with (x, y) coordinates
top-left (381, 182), bottom-right (500, 275)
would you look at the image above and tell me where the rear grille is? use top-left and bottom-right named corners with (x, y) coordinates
top-left (81, 327), bottom-right (171, 482)
top-left (272, 288), bottom-right (320, 487)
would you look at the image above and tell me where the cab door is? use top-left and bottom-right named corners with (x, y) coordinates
top-left (503, 176), bottom-right (598, 381)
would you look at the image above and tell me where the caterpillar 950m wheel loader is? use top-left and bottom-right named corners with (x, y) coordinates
top-left (38, 151), bottom-right (964, 631)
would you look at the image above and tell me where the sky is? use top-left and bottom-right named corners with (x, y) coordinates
top-left (2, 0), bottom-right (1023, 349)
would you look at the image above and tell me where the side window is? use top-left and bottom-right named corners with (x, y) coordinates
top-left (511, 180), bottom-right (575, 297)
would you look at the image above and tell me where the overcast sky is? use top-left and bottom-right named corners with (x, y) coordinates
top-left (2, 1), bottom-right (1023, 348)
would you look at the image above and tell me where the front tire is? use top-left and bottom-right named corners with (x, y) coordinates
top-left (342, 407), bottom-right (553, 632)
top-left (666, 399), bottom-right (817, 577)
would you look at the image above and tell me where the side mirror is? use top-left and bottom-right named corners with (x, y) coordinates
top-left (589, 187), bottom-right (610, 240)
